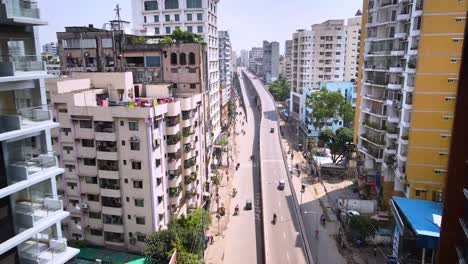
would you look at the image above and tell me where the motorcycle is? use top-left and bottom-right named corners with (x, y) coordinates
top-left (236, 163), bottom-right (240, 170)
top-left (272, 213), bottom-right (277, 225)
top-left (233, 188), bottom-right (237, 197)
top-left (234, 205), bottom-right (239, 216)
top-left (321, 215), bottom-right (326, 226)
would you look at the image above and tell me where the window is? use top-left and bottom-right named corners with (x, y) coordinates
top-left (155, 159), bottom-right (161, 167)
top-left (197, 13), bottom-right (203, 21)
top-left (83, 158), bottom-right (96, 166)
top-left (58, 108), bottom-right (68, 113)
top-left (186, 0), bottom-right (202, 8)
top-left (144, 1), bottom-right (158, 10)
top-left (129, 121), bottom-right (138, 131)
top-left (88, 212), bottom-right (101, 219)
top-left (189, 52), bottom-right (196, 65)
top-left (187, 26), bottom-right (193, 32)
top-left (335, 59), bottom-right (340, 63)
top-left (82, 139), bottom-right (94, 147)
top-left (155, 27), bottom-right (160, 35)
top-left (166, 27), bottom-right (171, 34)
top-left (146, 56), bottom-right (161, 67)
top-left (136, 217), bottom-right (146, 225)
top-left (87, 194), bottom-right (100, 202)
top-left (170, 52), bottom-right (177, 65)
top-left (165, 0), bottom-right (179, 9)
top-left (337, 36), bottom-right (342, 39)
top-left (133, 180), bottom-right (143, 189)
top-left (154, 15), bottom-right (159, 22)
top-left (336, 52), bottom-right (341, 55)
top-left (130, 141), bottom-right (140, 151)
top-left (90, 229), bottom-right (103, 236)
top-left (137, 234), bottom-right (146, 242)
top-left (165, 14), bottom-right (170, 22)
top-left (135, 199), bottom-right (144, 207)
top-left (79, 120), bottom-right (93, 128)
top-left (144, 16), bottom-right (147, 23)
top-left (197, 26), bottom-right (203, 33)
top-left (180, 53), bottom-right (187, 65)
top-left (190, 83), bottom-right (196, 89)
top-left (415, 189), bottom-right (424, 197)
top-left (187, 13), bottom-right (192, 21)
top-left (85, 176), bottom-right (98, 184)
top-left (132, 161), bottom-right (142, 170)
top-left (174, 14), bottom-right (180, 21)
top-left (433, 191), bottom-right (443, 202)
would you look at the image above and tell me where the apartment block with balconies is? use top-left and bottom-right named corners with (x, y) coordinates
top-left (0, 0), bottom-right (79, 263)
top-left (354, 0), bottom-right (466, 203)
top-left (46, 72), bottom-right (205, 252)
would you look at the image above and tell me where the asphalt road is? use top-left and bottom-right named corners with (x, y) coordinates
top-left (221, 69), bottom-right (263, 264)
top-left (240, 69), bottom-right (308, 264)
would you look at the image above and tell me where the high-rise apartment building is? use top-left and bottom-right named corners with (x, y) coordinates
top-left (289, 20), bottom-right (346, 122)
top-left (47, 72), bottom-right (205, 252)
top-left (218, 30), bottom-right (231, 128)
top-left (344, 12), bottom-right (362, 82)
top-left (240, 49), bottom-right (249, 67)
top-left (42, 42), bottom-right (58, 57)
top-left (248, 47), bottom-right (263, 77)
top-left (284, 40), bottom-right (293, 83)
top-left (131, 0), bottom-right (222, 147)
top-left (354, 0), bottom-right (466, 203)
top-left (0, 0), bottom-right (79, 262)
top-left (262, 40), bottom-right (280, 84)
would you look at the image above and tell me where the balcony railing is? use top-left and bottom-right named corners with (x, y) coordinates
top-left (0, 55), bottom-right (45, 76)
top-left (8, 153), bottom-right (58, 182)
top-left (15, 197), bottom-right (62, 229)
top-left (18, 239), bottom-right (67, 264)
top-left (5, 0), bottom-right (40, 19)
top-left (0, 106), bottom-right (51, 133)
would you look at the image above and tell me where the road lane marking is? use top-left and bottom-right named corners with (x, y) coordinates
top-left (278, 201), bottom-right (281, 207)
top-left (283, 232), bottom-right (286, 239)
top-left (286, 252), bottom-right (290, 261)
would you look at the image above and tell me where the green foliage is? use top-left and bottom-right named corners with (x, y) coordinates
top-left (131, 36), bottom-right (146, 45)
top-left (268, 79), bottom-right (290, 101)
top-left (348, 215), bottom-right (376, 241)
top-left (67, 239), bottom-right (89, 248)
top-left (305, 87), bottom-right (354, 132)
top-left (164, 28), bottom-right (204, 44)
top-left (159, 36), bottom-right (173, 44)
top-left (144, 209), bottom-right (211, 263)
top-left (318, 127), bottom-right (353, 164)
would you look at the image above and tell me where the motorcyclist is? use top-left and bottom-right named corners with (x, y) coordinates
top-left (273, 213), bottom-right (277, 223)
top-left (321, 214), bottom-right (326, 224)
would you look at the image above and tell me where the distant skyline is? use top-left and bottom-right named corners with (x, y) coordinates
top-left (38, 0), bottom-right (363, 54)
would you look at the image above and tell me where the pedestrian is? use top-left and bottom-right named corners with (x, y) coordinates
top-left (210, 235), bottom-right (214, 244)
top-left (373, 245), bottom-right (377, 257)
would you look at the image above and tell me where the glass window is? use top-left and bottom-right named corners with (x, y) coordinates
top-left (145, 56), bottom-right (161, 67)
top-left (165, 0), bottom-right (179, 9)
top-left (197, 13), bottom-right (203, 21)
top-left (166, 27), bottom-right (171, 34)
top-left (85, 176), bottom-right (98, 184)
top-left (102, 38), bottom-right (113, 48)
top-left (88, 212), bottom-right (101, 219)
top-left (189, 52), bottom-right (196, 64)
top-left (171, 53), bottom-right (177, 64)
top-left (144, 16), bottom-right (147, 23)
top-left (79, 120), bottom-right (93, 128)
top-left (155, 27), bottom-right (160, 35)
top-left (130, 141), bottom-right (140, 151)
top-left (165, 14), bottom-right (170, 22)
top-left (90, 229), bottom-right (103, 236)
top-left (154, 15), bottom-right (159, 22)
top-left (83, 158), bottom-right (96, 166)
top-left (136, 216), bottom-right (145, 225)
top-left (187, 13), bottom-right (192, 21)
top-left (133, 180), bottom-right (143, 189)
top-left (87, 194), bottom-right (100, 202)
top-left (129, 121), bottom-right (138, 131)
top-left (186, 0), bottom-right (202, 8)
top-left (132, 161), bottom-right (142, 170)
top-left (135, 199), bottom-right (144, 207)
top-left (197, 26), bottom-right (203, 33)
top-left (180, 53), bottom-right (187, 65)
top-left (187, 26), bottom-right (193, 32)
top-left (144, 1), bottom-right (158, 11)
top-left (82, 139), bottom-right (94, 147)
top-left (137, 234), bottom-right (146, 242)
top-left (174, 14), bottom-right (180, 21)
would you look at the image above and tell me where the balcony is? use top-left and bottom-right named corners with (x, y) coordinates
top-left (389, 66), bottom-right (403, 73)
top-left (358, 144), bottom-right (384, 162)
top-left (2, 0), bottom-right (47, 25)
top-left (167, 141), bottom-right (181, 153)
top-left (0, 55), bottom-right (46, 79)
top-left (0, 106), bottom-right (53, 140)
top-left (362, 119), bottom-right (386, 132)
top-left (15, 198), bottom-right (62, 230)
top-left (167, 157), bottom-right (182, 171)
top-left (395, 32), bottom-right (407, 39)
top-left (184, 158), bottom-right (196, 169)
top-left (386, 127), bottom-right (399, 139)
top-left (18, 238), bottom-right (78, 264)
top-left (8, 154), bottom-right (58, 182)
top-left (397, 13), bottom-right (410, 21)
top-left (390, 50), bottom-right (405, 56)
top-left (360, 134), bottom-right (386, 147)
top-left (387, 82), bottom-right (402, 90)
top-left (394, 166), bottom-right (407, 183)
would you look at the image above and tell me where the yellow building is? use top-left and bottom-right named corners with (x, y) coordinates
top-left (354, 0), bottom-right (466, 203)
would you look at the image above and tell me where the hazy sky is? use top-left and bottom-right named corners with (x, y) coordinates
top-left (39, 0), bottom-right (363, 53)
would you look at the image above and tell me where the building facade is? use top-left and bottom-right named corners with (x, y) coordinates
top-left (47, 72), bottom-right (205, 252)
top-left (42, 42), bottom-right (58, 57)
top-left (240, 49), bottom-right (249, 67)
top-left (0, 0), bottom-right (79, 262)
top-left (354, 0), bottom-right (466, 203)
top-left (131, 0), bottom-right (222, 146)
top-left (284, 40), bottom-right (293, 83)
top-left (344, 14), bottom-right (362, 82)
top-left (248, 47), bottom-right (263, 77)
top-left (218, 30), bottom-right (231, 129)
top-left (262, 40), bottom-right (279, 84)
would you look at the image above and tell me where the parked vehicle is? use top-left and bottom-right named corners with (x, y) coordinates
top-left (337, 198), bottom-right (377, 215)
top-left (245, 199), bottom-right (252, 210)
top-left (278, 179), bottom-right (285, 190)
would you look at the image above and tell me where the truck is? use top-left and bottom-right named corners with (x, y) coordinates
top-left (337, 198), bottom-right (377, 215)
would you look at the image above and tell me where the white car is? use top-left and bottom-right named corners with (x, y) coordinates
top-left (346, 210), bottom-right (360, 217)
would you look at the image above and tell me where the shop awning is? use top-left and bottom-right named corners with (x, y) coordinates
top-left (391, 196), bottom-right (442, 249)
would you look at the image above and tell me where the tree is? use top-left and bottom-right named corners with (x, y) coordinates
top-left (305, 87), bottom-right (353, 132)
top-left (318, 127), bottom-right (353, 164)
top-left (347, 215), bottom-right (376, 242)
top-left (268, 79), bottom-right (290, 101)
top-left (144, 229), bottom-right (176, 263)
top-left (177, 251), bottom-right (203, 264)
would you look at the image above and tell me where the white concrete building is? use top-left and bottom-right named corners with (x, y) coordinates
top-left (240, 49), bottom-right (249, 68)
top-left (248, 47), bottom-right (263, 77)
top-left (47, 72), bottom-right (205, 252)
top-left (284, 40), bottom-right (293, 82)
top-left (0, 0), bottom-right (79, 262)
top-left (262, 41), bottom-right (280, 84)
top-left (344, 13), bottom-right (362, 82)
top-left (42, 42), bottom-right (58, 57)
top-left (218, 30), bottom-right (231, 104)
top-left (131, 0), bottom-right (221, 144)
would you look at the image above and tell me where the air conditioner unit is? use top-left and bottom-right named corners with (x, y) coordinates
top-left (80, 203), bottom-right (88, 209)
